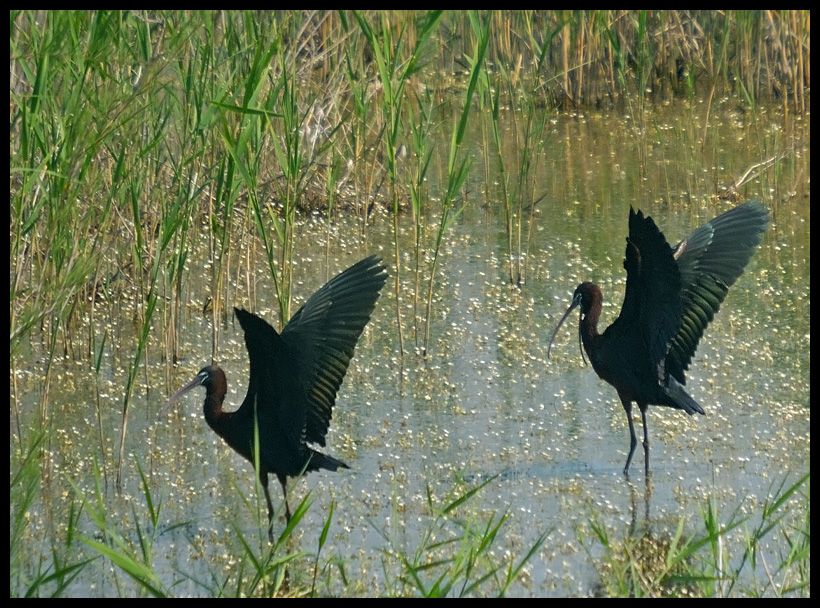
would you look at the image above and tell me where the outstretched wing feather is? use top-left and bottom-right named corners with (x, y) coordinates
top-left (668, 201), bottom-right (768, 382)
top-left (282, 255), bottom-right (388, 446)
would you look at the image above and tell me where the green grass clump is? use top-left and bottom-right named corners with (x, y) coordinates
top-left (582, 473), bottom-right (810, 598)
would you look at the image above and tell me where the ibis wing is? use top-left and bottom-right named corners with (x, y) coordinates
top-left (234, 307), bottom-right (306, 454)
top-left (613, 207), bottom-right (682, 374)
top-left (281, 255), bottom-right (387, 446)
top-left (667, 200), bottom-right (768, 383)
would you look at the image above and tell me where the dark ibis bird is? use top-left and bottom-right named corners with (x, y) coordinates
top-left (548, 201), bottom-right (768, 474)
top-left (167, 255), bottom-right (387, 539)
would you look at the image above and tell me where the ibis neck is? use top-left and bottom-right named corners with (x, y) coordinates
top-left (202, 370), bottom-right (229, 431)
top-left (203, 391), bottom-right (227, 428)
top-left (579, 301), bottom-right (602, 359)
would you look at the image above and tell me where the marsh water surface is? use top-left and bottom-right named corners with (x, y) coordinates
top-left (11, 103), bottom-right (809, 596)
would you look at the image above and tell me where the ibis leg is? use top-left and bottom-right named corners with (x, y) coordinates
top-left (277, 473), bottom-right (292, 523)
top-left (621, 397), bottom-right (638, 475)
top-left (260, 472), bottom-right (275, 542)
top-left (639, 403), bottom-right (650, 475)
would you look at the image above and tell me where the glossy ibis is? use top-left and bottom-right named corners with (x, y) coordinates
top-left (548, 201), bottom-right (768, 474)
top-left (167, 255), bottom-right (387, 539)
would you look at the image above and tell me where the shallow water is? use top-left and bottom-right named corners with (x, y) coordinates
top-left (11, 102), bottom-right (809, 596)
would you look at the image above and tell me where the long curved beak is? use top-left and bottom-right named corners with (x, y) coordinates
top-left (547, 294), bottom-right (588, 366)
top-left (160, 371), bottom-right (205, 418)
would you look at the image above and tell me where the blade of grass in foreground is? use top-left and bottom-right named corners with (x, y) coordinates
top-left (368, 472), bottom-right (547, 597)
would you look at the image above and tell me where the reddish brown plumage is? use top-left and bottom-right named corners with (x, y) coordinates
top-left (167, 255), bottom-right (387, 539)
top-left (548, 202), bottom-right (768, 474)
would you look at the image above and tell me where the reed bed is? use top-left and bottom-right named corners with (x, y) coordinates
top-left (10, 9), bottom-right (810, 359)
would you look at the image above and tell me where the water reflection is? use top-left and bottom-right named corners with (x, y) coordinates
top-left (591, 474), bottom-right (701, 597)
top-left (627, 474), bottom-right (652, 539)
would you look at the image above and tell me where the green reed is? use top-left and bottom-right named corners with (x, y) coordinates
top-left (216, 39), bottom-right (281, 316)
top-left (336, 15), bottom-right (374, 234)
top-left (267, 58), bottom-right (305, 325)
top-left (78, 460), bottom-right (168, 597)
top-left (226, 497), bottom-right (312, 597)
top-left (10, 430), bottom-right (46, 595)
top-left (116, 177), bottom-right (186, 491)
top-left (7, 11), bottom-right (181, 488)
top-left (69, 445), bottom-right (319, 598)
top-left (10, 10), bottom-right (119, 404)
top-left (371, 474), bottom-right (549, 597)
top-left (354, 10), bottom-right (444, 357)
top-left (479, 12), bottom-right (552, 287)
top-left (406, 90), bottom-right (437, 347)
top-left (419, 11), bottom-right (489, 356)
